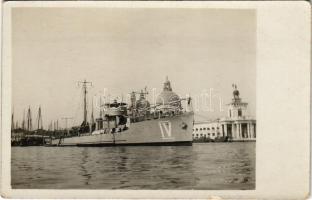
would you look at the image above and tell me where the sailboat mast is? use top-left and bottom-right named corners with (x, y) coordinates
top-left (22, 109), bottom-right (25, 130)
top-left (83, 84), bottom-right (87, 123)
top-left (11, 111), bottom-right (14, 130)
top-left (91, 98), bottom-right (94, 124)
top-left (99, 96), bottom-right (103, 118)
top-left (37, 106), bottom-right (43, 130)
top-left (27, 107), bottom-right (32, 131)
top-left (78, 80), bottom-right (92, 124)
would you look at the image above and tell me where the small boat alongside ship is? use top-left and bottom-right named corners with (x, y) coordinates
top-left (48, 77), bottom-right (194, 146)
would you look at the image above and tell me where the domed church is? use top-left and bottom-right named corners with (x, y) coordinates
top-left (156, 76), bottom-right (181, 108)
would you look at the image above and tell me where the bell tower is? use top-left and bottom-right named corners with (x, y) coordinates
top-left (227, 84), bottom-right (248, 119)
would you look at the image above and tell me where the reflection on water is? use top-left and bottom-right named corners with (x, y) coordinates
top-left (12, 143), bottom-right (255, 190)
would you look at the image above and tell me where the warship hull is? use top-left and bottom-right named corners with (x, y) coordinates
top-left (51, 111), bottom-right (194, 146)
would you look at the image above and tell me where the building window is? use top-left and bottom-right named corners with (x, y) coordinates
top-left (212, 133), bottom-right (215, 136)
top-left (208, 128), bottom-right (210, 130)
top-left (238, 109), bottom-right (242, 117)
top-left (208, 133), bottom-right (210, 136)
top-left (196, 128), bottom-right (198, 131)
top-left (200, 128), bottom-right (202, 131)
top-left (200, 134), bottom-right (203, 136)
top-left (212, 127), bottom-right (215, 130)
top-left (203, 128), bottom-right (206, 130)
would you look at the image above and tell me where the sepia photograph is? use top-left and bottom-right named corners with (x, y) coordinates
top-left (10, 6), bottom-right (256, 190)
top-left (1, 1), bottom-right (310, 199)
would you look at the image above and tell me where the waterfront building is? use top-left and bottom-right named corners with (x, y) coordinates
top-left (192, 120), bottom-right (221, 140)
top-left (193, 85), bottom-right (256, 141)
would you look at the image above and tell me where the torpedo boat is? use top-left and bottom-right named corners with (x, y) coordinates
top-left (49, 77), bottom-right (194, 146)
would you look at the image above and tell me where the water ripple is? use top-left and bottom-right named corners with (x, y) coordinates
top-left (11, 143), bottom-right (255, 189)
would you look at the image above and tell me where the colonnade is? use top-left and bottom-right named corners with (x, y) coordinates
top-left (222, 122), bottom-right (256, 139)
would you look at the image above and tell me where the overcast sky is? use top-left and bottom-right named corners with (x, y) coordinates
top-left (12, 8), bottom-right (256, 129)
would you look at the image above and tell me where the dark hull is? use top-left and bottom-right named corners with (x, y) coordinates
top-left (74, 141), bottom-right (192, 147)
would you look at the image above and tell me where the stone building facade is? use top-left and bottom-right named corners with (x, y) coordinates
top-left (193, 85), bottom-right (256, 141)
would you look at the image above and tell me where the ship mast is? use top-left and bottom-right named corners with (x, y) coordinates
top-left (78, 80), bottom-right (92, 125)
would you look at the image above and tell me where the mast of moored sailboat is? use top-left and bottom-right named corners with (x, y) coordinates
top-left (78, 80), bottom-right (92, 125)
top-left (78, 80), bottom-right (92, 133)
top-left (27, 106), bottom-right (32, 131)
top-left (36, 105), bottom-right (43, 130)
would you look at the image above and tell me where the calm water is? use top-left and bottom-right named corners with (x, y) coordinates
top-left (12, 143), bottom-right (255, 190)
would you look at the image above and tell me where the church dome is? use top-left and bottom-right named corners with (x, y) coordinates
top-left (156, 77), bottom-right (181, 107)
top-left (156, 91), bottom-right (180, 106)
